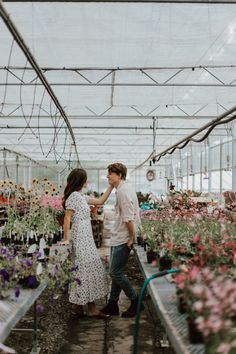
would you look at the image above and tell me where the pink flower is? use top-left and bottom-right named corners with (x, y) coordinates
top-left (193, 300), bottom-right (204, 312)
top-left (192, 234), bottom-right (201, 243)
top-left (217, 343), bottom-right (231, 354)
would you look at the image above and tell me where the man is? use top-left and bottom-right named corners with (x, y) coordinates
top-left (101, 163), bottom-right (143, 318)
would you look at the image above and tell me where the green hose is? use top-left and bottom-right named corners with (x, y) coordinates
top-left (133, 268), bottom-right (180, 354)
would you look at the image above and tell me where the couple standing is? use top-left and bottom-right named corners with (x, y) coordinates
top-left (61, 163), bottom-right (142, 319)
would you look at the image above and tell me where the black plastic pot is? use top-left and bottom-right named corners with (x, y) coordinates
top-left (146, 251), bottom-right (158, 264)
top-left (159, 256), bottom-right (172, 270)
top-left (188, 318), bottom-right (204, 344)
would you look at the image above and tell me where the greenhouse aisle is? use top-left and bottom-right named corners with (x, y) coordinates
top-left (58, 209), bottom-right (174, 354)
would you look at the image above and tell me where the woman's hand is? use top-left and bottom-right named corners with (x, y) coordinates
top-left (60, 240), bottom-right (70, 246)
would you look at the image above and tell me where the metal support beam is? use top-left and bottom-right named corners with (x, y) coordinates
top-left (133, 105), bottom-right (236, 170)
top-left (220, 140), bottom-right (223, 193)
top-left (0, 148), bottom-right (59, 172)
top-left (2, 82), bottom-right (236, 87)
top-left (15, 155), bottom-right (19, 184)
top-left (232, 123), bottom-right (236, 190)
top-left (0, 114), bottom-right (220, 120)
top-left (2, 1), bottom-right (232, 3)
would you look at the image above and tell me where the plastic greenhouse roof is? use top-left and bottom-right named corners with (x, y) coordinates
top-left (0, 1), bottom-right (236, 170)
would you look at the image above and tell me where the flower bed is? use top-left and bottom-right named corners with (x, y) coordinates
top-left (140, 191), bottom-right (236, 353)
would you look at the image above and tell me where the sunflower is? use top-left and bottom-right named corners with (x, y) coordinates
top-left (51, 186), bottom-right (57, 193)
top-left (44, 178), bottom-right (48, 182)
top-left (45, 190), bottom-right (49, 195)
top-left (28, 189), bottom-right (32, 194)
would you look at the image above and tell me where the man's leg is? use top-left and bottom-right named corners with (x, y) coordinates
top-left (101, 244), bottom-right (136, 315)
top-left (109, 244), bottom-right (137, 301)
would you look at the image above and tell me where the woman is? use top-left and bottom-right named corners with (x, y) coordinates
top-left (61, 168), bottom-right (113, 319)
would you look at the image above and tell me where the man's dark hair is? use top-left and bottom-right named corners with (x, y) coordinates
top-left (107, 163), bottom-right (127, 180)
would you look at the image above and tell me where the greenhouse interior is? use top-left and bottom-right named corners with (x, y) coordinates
top-left (0, 1), bottom-right (236, 354)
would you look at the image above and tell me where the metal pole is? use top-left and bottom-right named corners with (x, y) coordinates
top-left (3, 150), bottom-right (6, 180)
top-left (220, 140), bottom-right (223, 193)
top-left (15, 155), bottom-right (19, 184)
top-left (208, 139), bottom-right (212, 193)
top-left (232, 123), bottom-right (236, 190)
top-left (200, 151), bottom-right (203, 193)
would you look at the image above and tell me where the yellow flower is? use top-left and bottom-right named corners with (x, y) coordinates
top-left (45, 190), bottom-right (49, 195)
top-left (44, 178), bottom-right (48, 182)
top-left (28, 189), bottom-right (32, 194)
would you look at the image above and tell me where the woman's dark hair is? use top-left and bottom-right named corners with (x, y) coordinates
top-left (62, 168), bottom-right (87, 209)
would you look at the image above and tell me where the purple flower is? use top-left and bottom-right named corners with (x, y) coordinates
top-left (75, 277), bottom-right (81, 285)
top-left (70, 265), bottom-right (78, 272)
top-left (27, 275), bottom-right (38, 288)
top-left (36, 252), bottom-right (42, 259)
top-left (24, 259), bottom-right (32, 267)
top-left (36, 304), bottom-right (44, 313)
top-left (0, 269), bottom-right (9, 282)
top-left (15, 287), bottom-right (20, 298)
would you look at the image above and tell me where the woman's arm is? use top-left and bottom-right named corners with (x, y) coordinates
top-left (61, 209), bottom-right (74, 245)
top-left (87, 185), bottom-right (113, 206)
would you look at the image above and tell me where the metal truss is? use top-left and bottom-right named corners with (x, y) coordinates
top-left (1, 65), bottom-right (236, 88)
top-left (2, 0), bottom-right (236, 4)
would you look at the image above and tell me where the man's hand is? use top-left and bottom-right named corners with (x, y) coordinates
top-left (127, 239), bottom-right (134, 249)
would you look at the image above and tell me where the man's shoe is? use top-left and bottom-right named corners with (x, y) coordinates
top-left (100, 300), bottom-right (119, 316)
top-left (121, 297), bottom-right (145, 318)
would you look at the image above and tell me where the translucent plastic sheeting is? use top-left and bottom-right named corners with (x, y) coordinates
top-left (0, 2), bottom-right (236, 167)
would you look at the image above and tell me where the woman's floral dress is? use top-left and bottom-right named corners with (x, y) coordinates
top-left (66, 191), bottom-right (108, 305)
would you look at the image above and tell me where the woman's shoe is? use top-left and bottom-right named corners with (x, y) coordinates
top-left (88, 311), bottom-right (111, 320)
top-left (71, 310), bottom-right (86, 317)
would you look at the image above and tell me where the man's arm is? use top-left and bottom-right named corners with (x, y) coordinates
top-left (126, 220), bottom-right (136, 249)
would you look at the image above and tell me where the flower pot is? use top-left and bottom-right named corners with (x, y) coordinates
top-left (137, 236), bottom-right (142, 246)
top-left (159, 256), bottom-right (172, 271)
top-left (146, 251), bottom-right (158, 264)
top-left (177, 294), bottom-right (187, 314)
top-left (187, 318), bottom-right (204, 344)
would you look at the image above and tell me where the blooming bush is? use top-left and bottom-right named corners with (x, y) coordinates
top-left (188, 268), bottom-right (236, 354)
top-left (0, 244), bottom-right (77, 300)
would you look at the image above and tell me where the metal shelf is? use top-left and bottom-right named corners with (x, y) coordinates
top-left (134, 246), bottom-right (204, 354)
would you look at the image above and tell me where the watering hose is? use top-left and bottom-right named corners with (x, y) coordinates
top-left (133, 268), bottom-right (180, 354)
